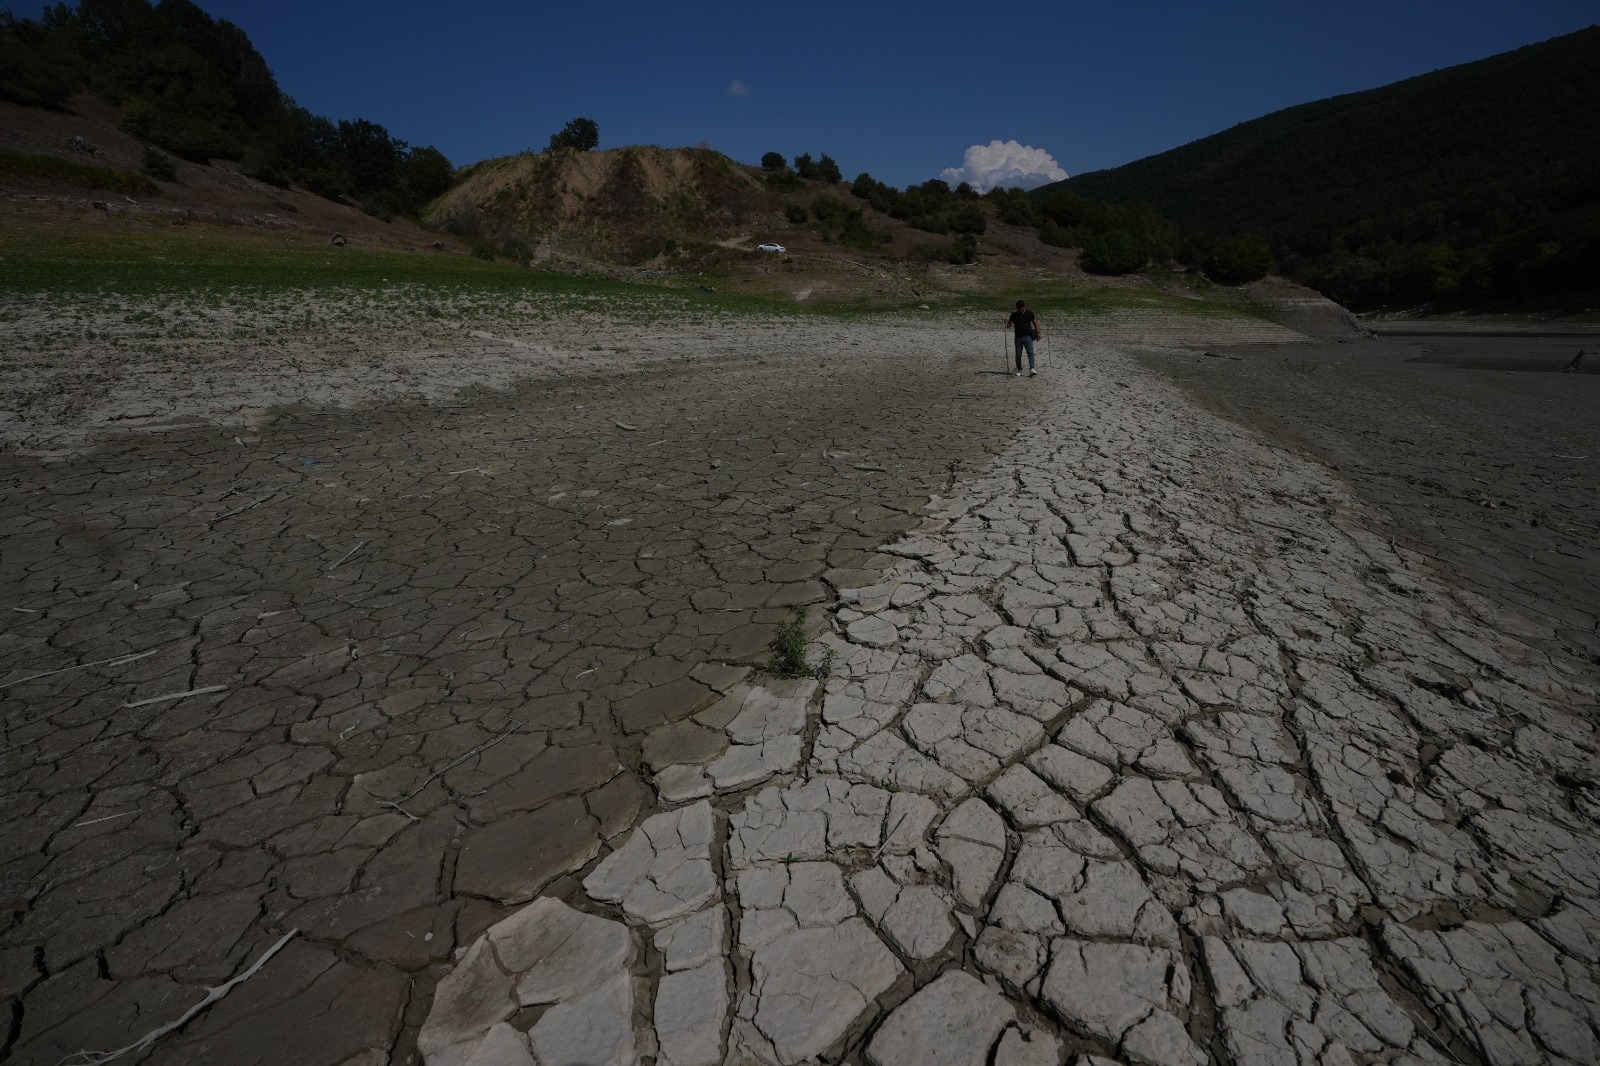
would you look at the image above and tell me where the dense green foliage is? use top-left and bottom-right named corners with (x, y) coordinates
top-left (793, 152), bottom-right (842, 183)
top-left (0, 0), bottom-right (454, 219)
top-left (850, 174), bottom-right (986, 236)
top-left (990, 185), bottom-right (1195, 278)
top-left (920, 233), bottom-right (978, 265)
top-left (0, 149), bottom-right (158, 194)
top-left (1205, 235), bottom-right (1275, 286)
top-left (1059, 26), bottom-right (1600, 308)
top-left (547, 117), bottom-right (599, 152)
top-left (760, 151), bottom-right (786, 170)
top-left (807, 195), bottom-right (887, 250)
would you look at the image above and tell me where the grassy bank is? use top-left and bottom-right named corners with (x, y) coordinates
top-left (0, 215), bottom-right (1284, 331)
top-left (0, 216), bottom-right (788, 316)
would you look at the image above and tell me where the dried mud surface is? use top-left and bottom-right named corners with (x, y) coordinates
top-left (1140, 337), bottom-right (1600, 665)
top-left (2, 307), bottom-right (1596, 1066)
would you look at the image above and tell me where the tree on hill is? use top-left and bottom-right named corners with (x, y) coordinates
top-left (793, 152), bottom-right (841, 183)
top-left (760, 151), bottom-right (786, 170)
top-left (548, 117), bottom-right (599, 152)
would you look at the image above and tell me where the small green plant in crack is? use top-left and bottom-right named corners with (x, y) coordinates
top-left (767, 605), bottom-right (834, 679)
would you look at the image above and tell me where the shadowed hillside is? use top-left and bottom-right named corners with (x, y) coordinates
top-left (1056, 26), bottom-right (1600, 311)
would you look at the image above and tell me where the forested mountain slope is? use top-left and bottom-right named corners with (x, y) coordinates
top-left (1057, 26), bottom-right (1600, 310)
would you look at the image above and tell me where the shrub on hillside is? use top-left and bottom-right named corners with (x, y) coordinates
top-left (850, 172), bottom-right (897, 214)
top-left (240, 147), bottom-right (290, 187)
top-left (1178, 233), bottom-right (1220, 272)
top-left (785, 203), bottom-right (808, 224)
top-left (811, 196), bottom-right (849, 223)
top-left (1081, 229), bottom-right (1147, 274)
top-left (761, 151), bottom-right (786, 170)
top-left (993, 192), bottom-right (1040, 227)
top-left (141, 145), bottom-right (177, 182)
top-left (947, 203), bottom-right (986, 235)
top-left (1204, 234), bottom-right (1274, 285)
top-left (920, 233), bottom-right (977, 264)
top-left (1039, 219), bottom-right (1085, 248)
top-left (1038, 188), bottom-right (1091, 228)
top-left (836, 209), bottom-right (887, 251)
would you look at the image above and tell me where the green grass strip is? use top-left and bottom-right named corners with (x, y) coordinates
top-left (0, 151), bottom-right (159, 197)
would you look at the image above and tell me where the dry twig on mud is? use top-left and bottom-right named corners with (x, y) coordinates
top-left (57, 929), bottom-right (299, 1064)
top-left (123, 685), bottom-right (226, 708)
top-left (399, 719), bottom-right (523, 800)
top-left (0, 648), bottom-right (160, 689)
top-left (327, 539), bottom-right (367, 570)
top-left (211, 492), bottom-right (277, 525)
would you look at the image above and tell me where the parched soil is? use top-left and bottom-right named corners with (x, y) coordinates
top-left (0, 318), bottom-right (1044, 1063)
top-left (3, 304), bottom-right (1595, 1065)
top-left (1137, 334), bottom-right (1600, 664)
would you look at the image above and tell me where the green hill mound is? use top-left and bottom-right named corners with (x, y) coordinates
top-left (1056, 26), bottom-right (1600, 311)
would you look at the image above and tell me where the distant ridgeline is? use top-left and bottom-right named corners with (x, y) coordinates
top-left (0, 0), bottom-right (452, 219)
top-left (1056, 26), bottom-right (1600, 311)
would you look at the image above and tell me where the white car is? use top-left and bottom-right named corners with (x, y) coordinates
top-left (756, 243), bottom-right (786, 253)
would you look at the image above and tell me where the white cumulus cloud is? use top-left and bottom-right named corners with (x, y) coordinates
top-left (726, 79), bottom-right (750, 98)
top-left (940, 140), bottom-right (1068, 193)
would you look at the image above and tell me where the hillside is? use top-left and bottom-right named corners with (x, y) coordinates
top-left (0, 1), bottom-right (452, 219)
top-left (0, 92), bottom-right (461, 253)
top-left (1056, 26), bottom-right (1600, 311)
top-left (427, 147), bottom-right (774, 263)
top-left (423, 146), bottom-right (1046, 277)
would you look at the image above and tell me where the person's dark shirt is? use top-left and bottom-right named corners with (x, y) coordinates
top-left (1008, 309), bottom-right (1037, 337)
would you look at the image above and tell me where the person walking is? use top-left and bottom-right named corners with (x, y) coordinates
top-left (1005, 300), bottom-right (1041, 377)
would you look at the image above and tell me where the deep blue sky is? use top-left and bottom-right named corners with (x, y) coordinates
top-left (18, 1), bottom-right (1598, 187)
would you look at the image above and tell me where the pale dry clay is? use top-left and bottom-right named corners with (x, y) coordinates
top-left (418, 334), bottom-right (1598, 1065)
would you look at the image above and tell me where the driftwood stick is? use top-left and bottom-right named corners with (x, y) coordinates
top-left (212, 492), bottom-right (276, 524)
top-left (400, 719), bottom-right (521, 800)
top-left (327, 540), bottom-right (368, 571)
top-left (376, 800), bottom-right (419, 824)
top-left (123, 685), bottom-right (226, 709)
top-left (0, 648), bottom-right (159, 690)
top-left (73, 810), bottom-right (141, 828)
top-left (58, 928), bottom-right (299, 1065)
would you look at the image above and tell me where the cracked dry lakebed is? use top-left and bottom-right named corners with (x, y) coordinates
top-left (1, 310), bottom-right (1597, 1066)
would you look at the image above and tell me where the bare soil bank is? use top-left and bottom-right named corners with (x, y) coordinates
top-left (1136, 333), bottom-right (1600, 665)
